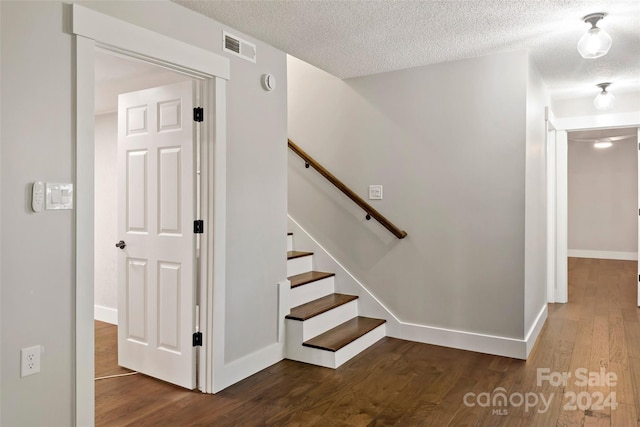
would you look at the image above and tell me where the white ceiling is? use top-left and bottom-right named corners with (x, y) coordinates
top-left (174, 0), bottom-right (640, 98)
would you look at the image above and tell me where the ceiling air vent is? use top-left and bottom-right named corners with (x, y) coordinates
top-left (223, 31), bottom-right (256, 63)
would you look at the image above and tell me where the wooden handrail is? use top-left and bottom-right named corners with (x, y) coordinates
top-left (288, 139), bottom-right (408, 239)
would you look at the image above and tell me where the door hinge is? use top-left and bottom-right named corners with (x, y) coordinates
top-left (192, 332), bottom-right (203, 347)
top-left (194, 220), bottom-right (204, 234)
top-left (193, 107), bottom-right (204, 122)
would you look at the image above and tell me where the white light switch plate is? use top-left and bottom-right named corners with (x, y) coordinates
top-left (369, 185), bottom-right (383, 200)
top-left (45, 183), bottom-right (73, 210)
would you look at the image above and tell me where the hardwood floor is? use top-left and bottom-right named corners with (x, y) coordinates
top-left (96, 258), bottom-right (640, 426)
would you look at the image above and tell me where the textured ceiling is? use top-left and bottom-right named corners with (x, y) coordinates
top-left (174, 0), bottom-right (640, 98)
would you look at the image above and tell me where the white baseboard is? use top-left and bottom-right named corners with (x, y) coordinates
top-left (287, 215), bottom-right (546, 360)
top-left (393, 304), bottom-right (547, 360)
top-left (392, 322), bottom-right (522, 359)
top-left (94, 305), bottom-right (118, 325)
top-left (568, 250), bottom-right (637, 261)
top-left (525, 304), bottom-right (548, 358)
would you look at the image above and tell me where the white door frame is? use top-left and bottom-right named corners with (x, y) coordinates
top-left (73, 5), bottom-right (229, 425)
top-left (547, 108), bottom-right (640, 304)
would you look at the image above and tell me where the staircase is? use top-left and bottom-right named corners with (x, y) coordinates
top-left (285, 232), bottom-right (386, 368)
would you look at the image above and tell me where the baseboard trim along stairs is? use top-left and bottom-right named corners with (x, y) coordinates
top-left (285, 233), bottom-right (386, 368)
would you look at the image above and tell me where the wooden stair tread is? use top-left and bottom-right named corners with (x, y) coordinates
top-left (286, 293), bottom-right (357, 321)
top-left (288, 271), bottom-right (335, 288)
top-left (303, 317), bottom-right (386, 352)
top-left (287, 250), bottom-right (313, 260)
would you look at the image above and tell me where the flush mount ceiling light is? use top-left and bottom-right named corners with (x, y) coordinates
top-left (594, 141), bottom-right (613, 149)
top-left (577, 13), bottom-right (612, 59)
top-left (593, 82), bottom-right (615, 110)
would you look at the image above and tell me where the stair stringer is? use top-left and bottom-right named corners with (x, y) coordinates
top-left (287, 215), bottom-right (402, 337)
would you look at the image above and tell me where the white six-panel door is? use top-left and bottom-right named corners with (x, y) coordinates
top-left (117, 80), bottom-right (197, 389)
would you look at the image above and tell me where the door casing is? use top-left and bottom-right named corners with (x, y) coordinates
top-left (73, 4), bottom-right (229, 425)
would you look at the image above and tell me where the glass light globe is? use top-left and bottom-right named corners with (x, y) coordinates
top-left (577, 27), bottom-right (612, 59)
top-left (593, 89), bottom-right (615, 110)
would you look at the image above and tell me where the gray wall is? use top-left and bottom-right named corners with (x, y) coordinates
top-left (568, 138), bottom-right (638, 254)
top-left (288, 51), bottom-right (533, 339)
top-left (94, 113), bottom-right (118, 312)
top-left (1, 3), bottom-right (74, 425)
top-left (524, 59), bottom-right (549, 334)
top-left (1, 1), bottom-right (287, 424)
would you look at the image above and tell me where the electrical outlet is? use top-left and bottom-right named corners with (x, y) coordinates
top-left (21, 345), bottom-right (41, 377)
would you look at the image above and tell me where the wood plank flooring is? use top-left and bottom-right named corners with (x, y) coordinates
top-left (96, 258), bottom-right (640, 426)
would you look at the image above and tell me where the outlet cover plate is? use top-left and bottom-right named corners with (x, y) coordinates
top-left (21, 345), bottom-right (41, 377)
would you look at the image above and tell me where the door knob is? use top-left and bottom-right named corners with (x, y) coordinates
top-left (115, 240), bottom-right (126, 249)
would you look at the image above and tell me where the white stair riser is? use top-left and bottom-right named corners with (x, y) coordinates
top-left (287, 300), bottom-right (358, 342)
top-left (287, 255), bottom-right (313, 276)
top-left (285, 334), bottom-right (336, 368)
top-left (334, 323), bottom-right (385, 367)
top-left (285, 323), bottom-right (386, 368)
top-left (290, 277), bottom-right (335, 308)
top-left (287, 234), bottom-right (293, 252)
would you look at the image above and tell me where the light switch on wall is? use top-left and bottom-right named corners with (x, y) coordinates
top-left (369, 185), bottom-right (383, 200)
top-left (45, 183), bottom-right (73, 210)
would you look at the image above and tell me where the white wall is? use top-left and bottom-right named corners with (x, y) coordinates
top-left (568, 138), bottom-right (638, 256)
top-left (288, 51), bottom-right (531, 340)
top-left (524, 58), bottom-right (549, 348)
top-left (1, 1), bottom-right (287, 424)
top-left (94, 113), bottom-right (118, 317)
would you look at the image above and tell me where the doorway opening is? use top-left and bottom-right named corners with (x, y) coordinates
top-left (549, 116), bottom-right (640, 306)
top-left (93, 51), bottom-right (195, 326)
top-left (74, 5), bottom-right (231, 423)
top-left (93, 50), bottom-right (201, 395)
top-left (566, 128), bottom-right (638, 302)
